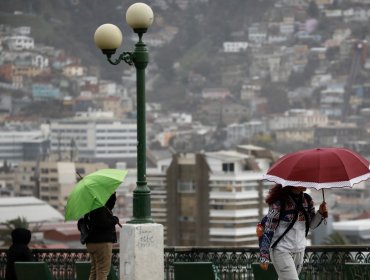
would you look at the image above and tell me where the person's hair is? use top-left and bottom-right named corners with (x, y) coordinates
top-left (11, 228), bottom-right (31, 245)
top-left (265, 184), bottom-right (296, 204)
top-left (105, 192), bottom-right (116, 210)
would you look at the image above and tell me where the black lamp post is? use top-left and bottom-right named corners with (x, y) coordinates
top-left (94, 3), bottom-right (154, 224)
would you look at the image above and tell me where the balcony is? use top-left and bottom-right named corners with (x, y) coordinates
top-left (0, 245), bottom-right (369, 279)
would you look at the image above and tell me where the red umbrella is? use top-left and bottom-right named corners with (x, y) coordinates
top-left (263, 147), bottom-right (370, 201)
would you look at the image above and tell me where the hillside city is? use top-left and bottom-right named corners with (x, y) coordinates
top-left (1, 0), bottom-right (370, 248)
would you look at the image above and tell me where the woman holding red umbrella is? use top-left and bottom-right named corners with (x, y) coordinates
top-left (259, 184), bottom-right (328, 280)
top-left (260, 147), bottom-right (370, 279)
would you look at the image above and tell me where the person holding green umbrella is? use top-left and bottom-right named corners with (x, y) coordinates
top-left (65, 169), bottom-right (128, 221)
top-left (82, 192), bottom-right (121, 280)
top-left (65, 169), bottom-right (127, 280)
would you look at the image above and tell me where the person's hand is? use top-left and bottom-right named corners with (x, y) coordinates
top-left (113, 216), bottom-right (122, 227)
top-left (256, 223), bottom-right (264, 237)
top-left (260, 263), bottom-right (269, 270)
top-left (319, 202), bottom-right (328, 218)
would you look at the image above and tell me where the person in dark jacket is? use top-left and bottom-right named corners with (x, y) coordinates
top-left (5, 228), bottom-right (33, 280)
top-left (85, 192), bottom-right (121, 280)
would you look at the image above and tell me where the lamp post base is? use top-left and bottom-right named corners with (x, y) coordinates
top-left (120, 223), bottom-right (164, 280)
top-left (128, 188), bottom-right (153, 224)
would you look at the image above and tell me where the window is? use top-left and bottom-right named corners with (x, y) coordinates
top-left (222, 163), bottom-right (234, 172)
top-left (177, 180), bottom-right (196, 193)
top-left (179, 216), bottom-right (194, 222)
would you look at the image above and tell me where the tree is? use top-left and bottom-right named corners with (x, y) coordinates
top-left (261, 83), bottom-right (290, 114)
top-left (307, 1), bottom-right (320, 19)
top-left (0, 217), bottom-right (41, 246)
top-left (0, 217), bottom-right (30, 246)
top-left (251, 133), bottom-right (274, 149)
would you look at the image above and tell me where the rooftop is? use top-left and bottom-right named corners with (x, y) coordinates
top-left (0, 196), bottom-right (64, 223)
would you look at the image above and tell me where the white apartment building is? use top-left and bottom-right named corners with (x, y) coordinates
top-left (223, 42), bottom-right (249, 53)
top-left (13, 26), bottom-right (31, 36)
top-left (31, 53), bottom-right (49, 69)
top-left (50, 114), bottom-right (137, 165)
top-left (248, 24), bottom-right (268, 44)
top-left (5, 35), bottom-right (34, 51)
top-left (268, 109), bottom-right (329, 131)
top-left (320, 85), bottom-right (345, 118)
top-left (62, 65), bottom-right (86, 77)
top-left (324, 9), bottom-right (342, 18)
top-left (279, 17), bottom-right (295, 34)
top-left (205, 150), bottom-right (271, 245)
top-left (0, 129), bottom-right (48, 165)
top-left (224, 121), bottom-right (267, 145)
top-left (99, 80), bottom-right (120, 96)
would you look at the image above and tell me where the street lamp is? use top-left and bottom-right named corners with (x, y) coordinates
top-left (94, 2), bottom-right (154, 224)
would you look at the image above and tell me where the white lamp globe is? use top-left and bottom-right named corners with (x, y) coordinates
top-left (94, 23), bottom-right (123, 50)
top-left (126, 3), bottom-right (154, 30)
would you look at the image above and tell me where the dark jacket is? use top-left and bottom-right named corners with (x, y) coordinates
top-left (85, 206), bottom-right (118, 243)
top-left (5, 228), bottom-right (33, 280)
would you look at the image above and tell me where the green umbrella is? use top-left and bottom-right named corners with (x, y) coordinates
top-left (65, 169), bottom-right (128, 221)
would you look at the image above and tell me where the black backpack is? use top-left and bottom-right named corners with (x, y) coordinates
top-left (77, 214), bottom-right (91, 245)
top-left (257, 193), bottom-right (310, 248)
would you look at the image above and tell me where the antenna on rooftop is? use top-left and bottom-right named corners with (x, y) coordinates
top-left (76, 171), bottom-right (83, 180)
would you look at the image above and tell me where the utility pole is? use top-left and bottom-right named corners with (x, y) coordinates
top-left (70, 138), bottom-right (77, 161)
top-left (33, 159), bottom-right (40, 198)
top-left (57, 132), bottom-right (62, 161)
top-left (342, 40), bottom-right (368, 121)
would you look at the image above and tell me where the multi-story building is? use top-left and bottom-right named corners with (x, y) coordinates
top-left (248, 23), bottom-right (268, 44)
top-left (314, 122), bottom-right (366, 146)
top-left (101, 96), bottom-right (130, 118)
top-left (0, 128), bottom-right (49, 166)
top-left (62, 64), bottom-right (86, 77)
top-left (5, 35), bottom-right (34, 51)
top-left (274, 128), bottom-right (315, 143)
top-left (320, 83), bottom-right (345, 118)
top-left (116, 150), bottom-right (171, 236)
top-left (205, 150), bottom-right (271, 246)
top-left (165, 153), bottom-right (210, 246)
top-left (50, 112), bottom-right (137, 166)
top-left (279, 17), bottom-right (295, 35)
top-left (14, 161), bottom-right (108, 213)
top-left (223, 42), bottom-right (249, 53)
top-left (268, 109), bottom-right (329, 131)
top-left (32, 83), bottom-right (61, 100)
top-left (223, 121), bottom-right (267, 146)
top-left (162, 146), bottom-right (274, 246)
top-left (13, 52), bottom-right (49, 69)
top-left (12, 65), bottom-right (44, 78)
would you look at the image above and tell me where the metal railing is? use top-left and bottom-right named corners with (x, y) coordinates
top-left (1, 246), bottom-right (370, 279)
